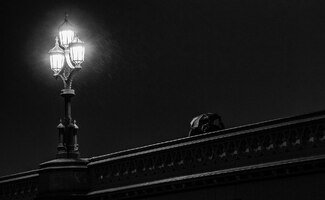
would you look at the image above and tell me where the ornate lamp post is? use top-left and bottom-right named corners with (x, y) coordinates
top-left (48, 14), bottom-right (85, 159)
top-left (36, 15), bottom-right (88, 200)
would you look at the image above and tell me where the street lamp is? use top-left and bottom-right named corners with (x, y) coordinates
top-left (48, 14), bottom-right (85, 159)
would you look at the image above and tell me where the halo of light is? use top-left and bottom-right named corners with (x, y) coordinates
top-left (48, 37), bottom-right (65, 73)
top-left (69, 36), bottom-right (85, 65)
top-left (59, 15), bottom-right (75, 48)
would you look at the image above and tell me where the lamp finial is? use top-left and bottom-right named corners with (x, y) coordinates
top-left (64, 12), bottom-right (69, 22)
top-left (55, 36), bottom-right (59, 45)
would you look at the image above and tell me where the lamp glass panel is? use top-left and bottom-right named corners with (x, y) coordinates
top-left (59, 30), bottom-right (74, 48)
top-left (50, 53), bottom-right (65, 73)
top-left (70, 44), bottom-right (85, 65)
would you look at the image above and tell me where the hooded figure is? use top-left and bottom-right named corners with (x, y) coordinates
top-left (189, 113), bottom-right (225, 136)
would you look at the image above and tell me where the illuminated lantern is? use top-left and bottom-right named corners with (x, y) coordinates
top-left (59, 15), bottom-right (75, 48)
top-left (49, 37), bottom-right (65, 74)
top-left (69, 35), bottom-right (85, 65)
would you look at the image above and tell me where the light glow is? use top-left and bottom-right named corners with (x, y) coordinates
top-left (59, 30), bottom-right (75, 48)
top-left (50, 53), bottom-right (65, 73)
top-left (48, 15), bottom-right (85, 75)
top-left (49, 37), bottom-right (65, 73)
top-left (58, 15), bottom-right (75, 48)
top-left (69, 36), bottom-right (85, 65)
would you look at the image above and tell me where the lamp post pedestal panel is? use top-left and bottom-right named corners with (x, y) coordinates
top-left (36, 159), bottom-right (89, 200)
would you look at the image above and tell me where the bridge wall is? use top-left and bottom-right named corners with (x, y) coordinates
top-left (1, 111), bottom-right (325, 199)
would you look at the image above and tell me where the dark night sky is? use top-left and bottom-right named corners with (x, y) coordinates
top-left (1, 0), bottom-right (325, 176)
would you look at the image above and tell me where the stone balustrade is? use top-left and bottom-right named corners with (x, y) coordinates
top-left (0, 170), bottom-right (39, 200)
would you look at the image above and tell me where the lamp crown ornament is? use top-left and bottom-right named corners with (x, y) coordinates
top-left (48, 14), bottom-right (85, 159)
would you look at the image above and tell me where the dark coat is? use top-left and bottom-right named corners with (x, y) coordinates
top-left (188, 113), bottom-right (225, 136)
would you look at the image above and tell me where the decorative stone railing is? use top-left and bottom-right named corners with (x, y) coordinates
top-left (87, 111), bottom-right (325, 199)
top-left (1, 110), bottom-right (325, 200)
top-left (0, 170), bottom-right (39, 200)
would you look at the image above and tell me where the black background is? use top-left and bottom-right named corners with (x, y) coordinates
top-left (1, 0), bottom-right (325, 176)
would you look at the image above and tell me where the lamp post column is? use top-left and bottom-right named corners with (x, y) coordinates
top-left (57, 89), bottom-right (80, 159)
top-left (62, 89), bottom-right (74, 124)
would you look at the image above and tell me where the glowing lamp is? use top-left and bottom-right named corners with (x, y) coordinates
top-left (59, 15), bottom-right (75, 48)
top-left (69, 36), bottom-right (85, 65)
top-left (49, 37), bottom-right (65, 74)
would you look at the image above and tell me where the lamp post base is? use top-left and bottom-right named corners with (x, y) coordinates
top-left (36, 158), bottom-right (89, 200)
top-left (56, 151), bottom-right (80, 159)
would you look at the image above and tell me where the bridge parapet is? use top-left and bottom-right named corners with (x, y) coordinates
top-left (0, 170), bottom-right (39, 200)
top-left (87, 111), bottom-right (325, 199)
top-left (1, 111), bottom-right (325, 199)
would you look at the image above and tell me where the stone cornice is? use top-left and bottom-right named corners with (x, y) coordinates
top-left (88, 154), bottom-right (325, 199)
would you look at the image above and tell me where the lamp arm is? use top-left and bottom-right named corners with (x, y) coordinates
top-left (55, 74), bottom-right (67, 88)
top-left (64, 49), bottom-right (75, 69)
top-left (66, 67), bottom-right (81, 89)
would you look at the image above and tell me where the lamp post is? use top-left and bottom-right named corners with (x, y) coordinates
top-left (48, 14), bottom-right (85, 159)
top-left (36, 15), bottom-right (88, 199)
